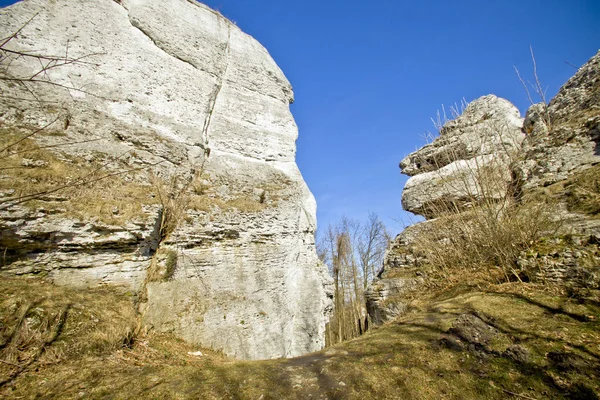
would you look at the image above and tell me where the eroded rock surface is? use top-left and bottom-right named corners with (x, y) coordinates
top-left (0, 0), bottom-right (332, 360)
top-left (365, 223), bottom-right (427, 325)
top-left (369, 52), bottom-right (600, 325)
top-left (520, 51), bottom-right (600, 189)
top-left (400, 95), bottom-right (525, 218)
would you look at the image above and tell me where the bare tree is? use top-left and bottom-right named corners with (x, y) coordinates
top-left (357, 213), bottom-right (390, 290)
top-left (318, 213), bottom-right (390, 345)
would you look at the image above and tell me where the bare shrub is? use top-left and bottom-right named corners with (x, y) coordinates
top-left (514, 46), bottom-right (553, 129)
top-left (149, 157), bottom-right (209, 242)
top-left (414, 195), bottom-right (559, 284)
top-left (410, 109), bottom-right (559, 284)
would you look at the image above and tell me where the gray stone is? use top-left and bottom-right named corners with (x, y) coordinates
top-left (370, 51), bottom-right (600, 326)
top-left (365, 221), bottom-right (428, 325)
top-left (0, 0), bottom-right (331, 360)
top-left (448, 313), bottom-right (500, 348)
top-left (400, 95), bottom-right (524, 218)
top-left (519, 51), bottom-right (600, 189)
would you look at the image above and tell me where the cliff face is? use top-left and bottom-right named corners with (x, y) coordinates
top-left (0, 0), bottom-right (332, 360)
top-left (368, 51), bottom-right (600, 325)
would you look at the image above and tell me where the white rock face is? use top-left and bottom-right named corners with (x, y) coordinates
top-left (0, 0), bottom-right (332, 360)
top-left (400, 95), bottom-right (525, 217)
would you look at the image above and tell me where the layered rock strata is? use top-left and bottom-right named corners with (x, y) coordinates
top-left (400, 95), bottom-right (525, 218)
top-left (365, 222), bottom-right (426, 325)
top-left (368, 52), bottom-right (600, 325)
top-left (520, 52), bottom-right (600, 188)
top-left (0, 0), bottom-right (332, 360)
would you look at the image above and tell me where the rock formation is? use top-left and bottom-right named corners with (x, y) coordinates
top-left (365, 222), bottom-right (426, 325)
top-left (520, 53), bottom-right (600, 189)
top-left (0, 0), bottom-right (332, 360)
top-left (400, 95), bottom-right (525, 218)
top-left (368, 51), bottom-right (600, 325)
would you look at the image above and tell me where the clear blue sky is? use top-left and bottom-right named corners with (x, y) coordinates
top-left (2, 0), bottom-right (599, 235)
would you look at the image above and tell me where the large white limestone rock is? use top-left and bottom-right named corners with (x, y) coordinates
top-left (0, 0), bottom-right (332, 360)
top-left (400, 95), bottom-right (525, 218)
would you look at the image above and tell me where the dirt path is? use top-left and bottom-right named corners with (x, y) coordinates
top-left (282, 351), bottom-right (347, 399)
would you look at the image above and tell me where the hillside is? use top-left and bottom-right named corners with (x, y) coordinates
top-left (1, 277), bottom-right (598, 399)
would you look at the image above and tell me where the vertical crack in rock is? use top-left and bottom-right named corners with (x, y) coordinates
top-left (201, 23), bottom-right (231, 148)
top-left (0, 0), bottom-right (331, 361)
top-left (138, 207), bottom-right (164, 257)
top-left (125, 8), bottom-right (231, 150)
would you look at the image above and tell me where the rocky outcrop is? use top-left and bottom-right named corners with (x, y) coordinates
top-left (369, 52), bottom-right (600, 325)
top-left (0, 0), bottom-right (332, 360)
top-left (365, 223), bottom-right (426, 325)
top-left (400, 95), bottom-right (525, 218)
top-left (0, 203), bottom-right (160, 288)
top-left (520, 51), bottom-right (600, 189)
top-left (517, 235), bottom-right (600, 288)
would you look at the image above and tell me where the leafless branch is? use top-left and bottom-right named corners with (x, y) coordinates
top-left (0, 117), bottom-right (59, 154)
top-left (0, 159), bottom-right (164, 211)
top-left (514, 46), bottom-right (552, 128)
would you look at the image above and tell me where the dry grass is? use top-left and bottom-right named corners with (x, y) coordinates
top-left (145, 248), bottom-right (178, 283)
top-left (187, 193), bottom-right (266, 213)
top-left (529, 164), bottom-right (600, 219)
top-left (0, 277), bottom-right (138, 389)
top-left (1, 127), bottom-right (292, 234)
top-left (187, 179), bottom-right (289, 214)
top-left (1, 277), bottom-right (598, 399)
top-left (0, 128), bottom-right (157, 225)
top-left (563, 164), bottom-right (600, 217)
top-left (405, 110), bottom-right (564, 284)
top-left (412, 195), bottom-right (560, 285)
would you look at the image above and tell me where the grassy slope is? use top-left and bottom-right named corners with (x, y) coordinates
top-left (1, 277), bottom-right (598, 399)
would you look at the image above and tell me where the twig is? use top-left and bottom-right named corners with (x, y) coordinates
top-left (3, 137), bottom-right (105, 158)
top-left (514, 65), bottom-right (534, 106)
top-left (0, 304), bottom-right (70, 388)
top-left (1, 76), bottom-right (107, 99)
top-left (496, 386), bottom-right (538, 400)
top-left (0, 159), bottom-right (164, 211)
top-left (0, 359), bottom-right (20, 368)
top-left (0, 117), bottom-right (59, 154)
top-left (564, 61), bottom-right (579, 70)
top-left (0, 12), bottom-right (40, 49)
top-left (0, 302), bottom-right (34, 350)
